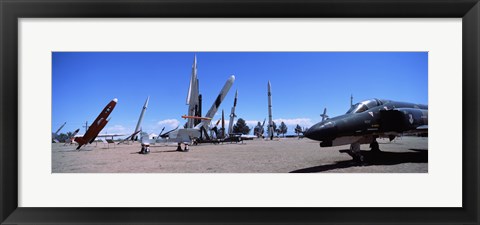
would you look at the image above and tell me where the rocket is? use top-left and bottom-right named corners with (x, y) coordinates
top-left (132, 96), bottom-right (149, 141)
top-left (64, 128), bottom-right (80, 146)
top-left (186, 55), bottom-right (199, 129)
top-left (228, 90), bottom-right (238, 135)
top-left (195, 94), bottom-right (202, 126)
top-left (350, 94), bottom-right (353, 107)
top-left (268, 81), bottom-right (273, 140)
top-left (197, 75), bottom-right (235, 130)
top-left (54, 122), bottom-right (66, 135)
top-left (222, 109), bottom-right (225, 130)
top-left (219, 109), bottom-right (225, 139)
top-left (75, 98), bottom-right (117, 149)
top-left (52, 122), bottom-right (66, 143)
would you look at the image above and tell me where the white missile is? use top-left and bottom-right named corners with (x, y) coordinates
top-left (196, 75), bottom-right (235, 130)
top-left (52, 122), bottom-right (67, 143)
top-left (54, 122), bottom-right (66, 135)
top-left (134, 96), bottom-right (149, 136)
top-left (228, 90), bottom-right (238, 135)
top-left (268, 81), bottom-right (273, 140)
top-left (186, 54), bottom-right (199, 128)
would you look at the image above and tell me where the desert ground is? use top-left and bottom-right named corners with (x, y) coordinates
top-left (52, 136), bottom-right (427, 173)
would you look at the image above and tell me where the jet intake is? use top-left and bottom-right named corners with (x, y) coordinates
top-left (379, 108), bottom-right (427, 132)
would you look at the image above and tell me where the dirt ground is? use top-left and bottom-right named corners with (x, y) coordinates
top-left (52, 136), bottom-right (427, 173)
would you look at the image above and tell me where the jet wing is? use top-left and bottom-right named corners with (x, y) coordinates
top-left (159, 126), bottom-right (179, 138)
top-left (118, 130), bottom-right (141, 143)
top-left (96, 134), bottom-right (126, 138)
top-left (416, 125), bottom-right (428, 130)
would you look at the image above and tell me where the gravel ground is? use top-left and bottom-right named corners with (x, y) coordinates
top-left (52, 136), bottom-right (427, 173)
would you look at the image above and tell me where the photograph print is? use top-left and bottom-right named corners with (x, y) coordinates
top-left (52, 52), bottom-right (428, 173)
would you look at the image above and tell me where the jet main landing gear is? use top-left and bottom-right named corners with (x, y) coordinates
top-left (349, 142), bottom-right (364, 163)
top-left (369, 140), bottom-right (380, 152)
top-left (139, 144), bottom-right (150, 154)
top-left (176, 143), bottom-right (190, 152)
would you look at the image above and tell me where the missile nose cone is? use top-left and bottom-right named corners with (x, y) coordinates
top-left (229, 75), bottom-right (235, 82)
top-left (113, 98), bottom-right (118, 103)
top-left (144, 96), bottom-right (150, 106)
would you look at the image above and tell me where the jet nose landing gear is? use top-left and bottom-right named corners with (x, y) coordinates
top-left (340, 142), bottom-right (365, 164)
top-left (176, 143), bottom-right (190, 152)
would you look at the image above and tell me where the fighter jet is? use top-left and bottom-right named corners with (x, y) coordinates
top-left (304, 98), bottom-right (428, 162)
top-left (74, 98), bottom-right (117, 150)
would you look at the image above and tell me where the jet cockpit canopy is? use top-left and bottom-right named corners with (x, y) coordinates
top-left (346, 98), bottom-right (384, 114)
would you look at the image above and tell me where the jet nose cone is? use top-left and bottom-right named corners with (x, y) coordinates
top-left (304, 127), bottom-right (315, 139)
top-left (304, 121), bottom-right (337, 141)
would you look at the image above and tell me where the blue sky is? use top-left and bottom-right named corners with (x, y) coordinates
top-left (52, 52), bottom-right (428, 136)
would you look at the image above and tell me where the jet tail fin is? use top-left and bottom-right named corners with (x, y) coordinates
top-left (321, 108), bottom-right (329, 122)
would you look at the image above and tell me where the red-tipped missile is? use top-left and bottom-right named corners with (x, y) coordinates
top-left (75, 98), bottom-right (117, 149)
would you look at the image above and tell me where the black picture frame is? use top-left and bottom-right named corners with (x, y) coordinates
top-left (1, 0), bottom-right (478, 224)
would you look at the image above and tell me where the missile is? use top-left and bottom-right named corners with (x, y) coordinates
top-left (220, 109), bottom-right (225, 139)
top-left (54, 122), bottom-right (66, 135)
top-left (71, 128), bottom-right (80, 137)
top-left (222, 109), bottom-right (225, 130)
top-left (64, 128), bottom-right (80, 145)
top-left (186, 54), bottom-right (199, 129)
top-left (195, 94), bottom-right (203, 126)
top-left (228, 90), bottom-right (238, 135)
top-left (186, 54), bottom-right (197, 105)
top-left (52, 122), bottom-right (66, 143)
top-left (133, 96), bottom-right (149, 140)
top-left (268, 81), bottom-right (273, 140)
top-left (197, 75), bottom-right (235, 130)
top-left (159, 127), bottom-right (165, 136)
top-left (75, 98), bottom-right (117, 149)
top-left (350, 94), bottom-right (353, 107)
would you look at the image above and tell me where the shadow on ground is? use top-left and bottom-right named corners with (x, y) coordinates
top-left (130, 150), bottom-right (183, 154)
top-left (290, 150), bottom-right (428, 173)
